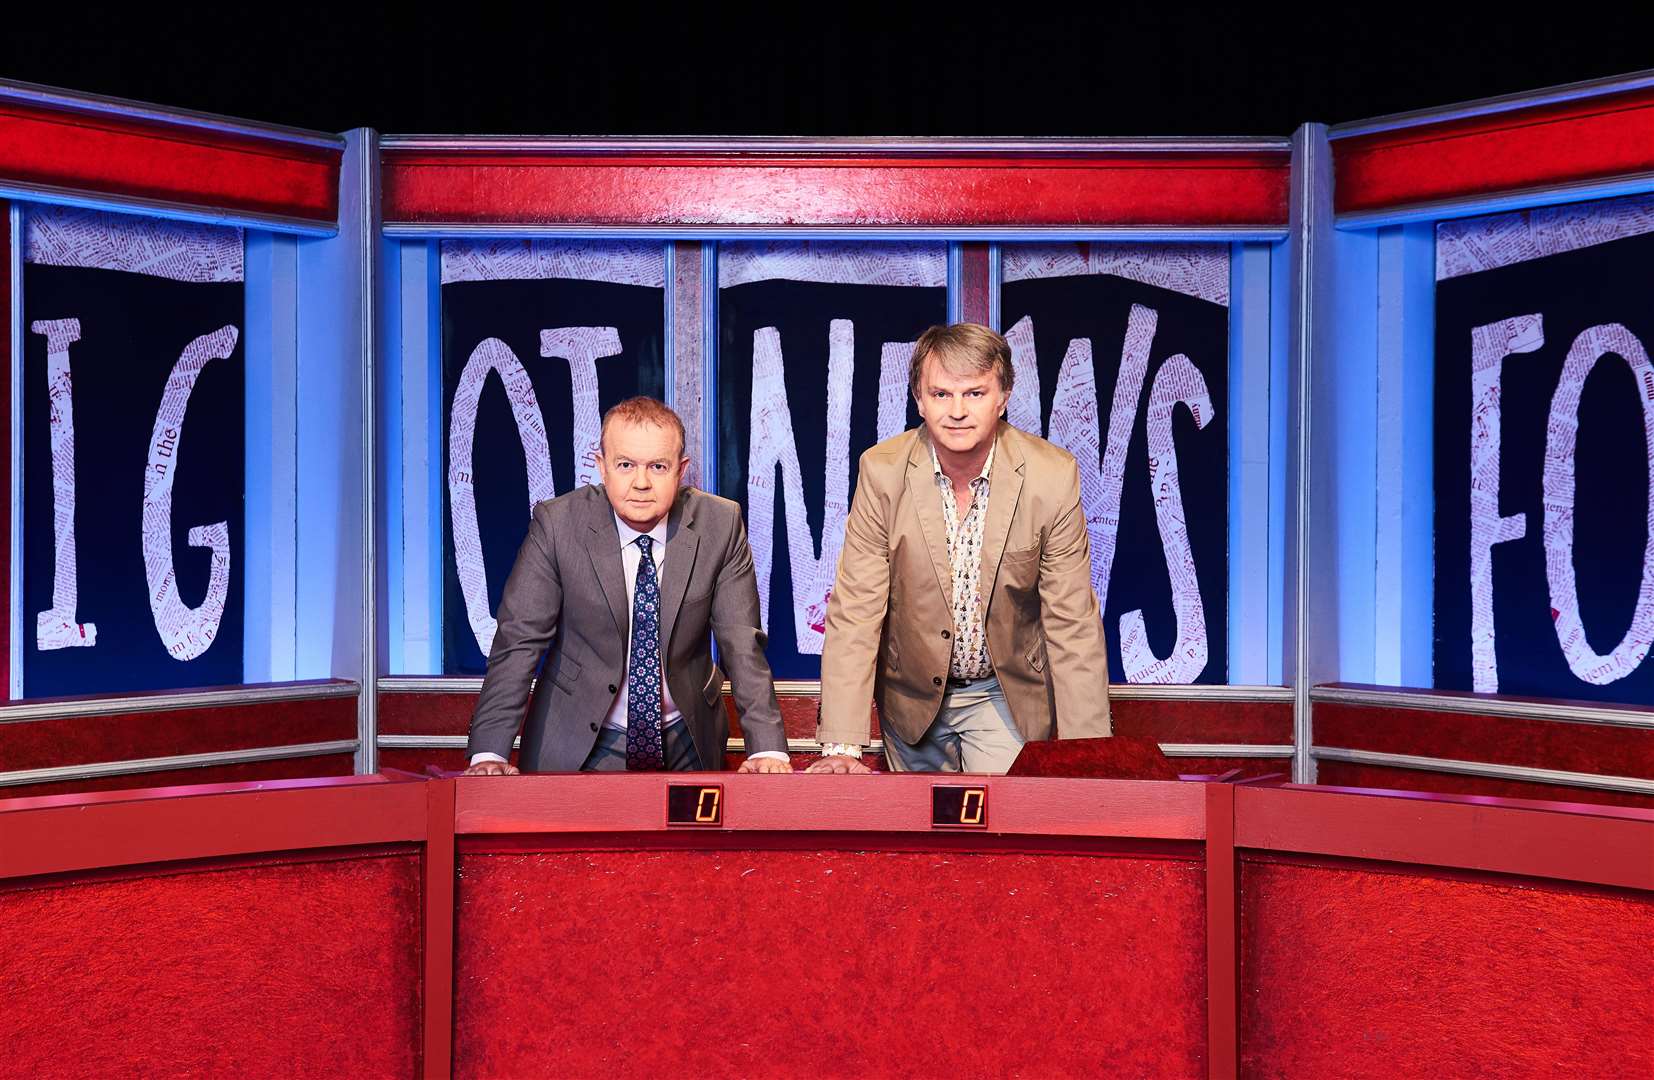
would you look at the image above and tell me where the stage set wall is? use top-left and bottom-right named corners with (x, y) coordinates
top-left (2, 73), bottom-right (1654, 813)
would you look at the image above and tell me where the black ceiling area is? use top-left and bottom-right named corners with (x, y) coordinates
top-left (5, 9), bottom-right (1652, 136)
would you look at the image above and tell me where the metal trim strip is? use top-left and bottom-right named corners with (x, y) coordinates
top-left (379, 135), bottom-right (1292, 154)
top-left (0, 76), bottom-right (347, 150)
top-left (0, 739), bottom-right (360, 787)
top-left (381, 223), bottom-right (1292, 241)
top-left (376, 676), bottom-right (1293, 702)
top-left (0, 179), bottom-right (340, 236)
top-left (1310, 745), bottom-right (1654, 796)
top-left (1328, 68), bottom-right (1654, 139)
top-left (0, 681), bottom-right (359, 724)
top-left (1310, 685), bottom-right (1654, 731)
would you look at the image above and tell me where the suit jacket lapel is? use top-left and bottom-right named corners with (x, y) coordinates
top-left (586, 492), bottom-right (630, 643)
top-left (980, 423), bottom-right (1025, 611)
top-left (657, 491), bottom-right (700, 647)
top-left (906, 432), bottom-right (954, 611)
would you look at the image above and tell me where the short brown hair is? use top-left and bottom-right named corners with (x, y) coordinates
top-left (909, 323), bottom-right (1014, 399)
top-left (600, 397), bottom-right (687, 458)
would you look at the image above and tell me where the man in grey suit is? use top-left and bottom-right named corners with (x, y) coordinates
top-left (464, 397), bottom-right (790, 774)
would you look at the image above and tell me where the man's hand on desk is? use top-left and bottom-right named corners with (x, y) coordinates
top-left (736, 756), bottom-right (794, 774)
top-left (463, 760), bottom-right (520, 776)
top-left (804, 753), bottom-right (872, 774)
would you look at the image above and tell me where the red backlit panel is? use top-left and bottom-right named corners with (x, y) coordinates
top-left (1313, 761), bottom-right (1654, 811)
top-left (382, 148), bottom-right (1290, 230)
top-left (1240, 856), bottom-right (1654, 1077)
top-left (1315, 700), bottom-right (1654, 779)
top-left (1335, 84), bottom-right (1654, 215)
top-left (0, 100), bottom-right (340, 227)
top-left (0, 754), bottom-right (357, 801)
top-left (0, 690), bottom-right (356, 771)
top-left (0, 850), bottom-right (421, 1075)
top-left (455, 847), bottom-right (1207, 1077)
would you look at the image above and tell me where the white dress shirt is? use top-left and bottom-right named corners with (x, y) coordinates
top-left (471, 511), bottom-right (786, 765)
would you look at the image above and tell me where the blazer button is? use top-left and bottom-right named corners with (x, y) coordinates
top-left (941, 630), bottom-right (951, 639)
top-left (608, 684), bottom-right (618, 694)
top-left (589, 722), bottom-right (599, 732)
top-left (933, 676), bottom-right (943, 686)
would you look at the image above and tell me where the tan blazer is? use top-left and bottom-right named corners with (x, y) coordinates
top-left (818, 422), bottom-right (1112, 747)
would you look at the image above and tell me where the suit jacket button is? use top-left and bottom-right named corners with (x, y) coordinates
top-left (941, 630), bottom-right (951, 639)
top-left (608, 684), bottom-right (618, 694)
top-left (933, 676), bottom-right (943, 686)
top-left (590, 722), bottom-right (599, 731)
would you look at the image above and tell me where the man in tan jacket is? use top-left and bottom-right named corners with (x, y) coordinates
top-left (809, 323), bottom-right (1112, 774)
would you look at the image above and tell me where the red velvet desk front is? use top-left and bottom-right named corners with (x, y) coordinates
top-left (1, 774), bottom-right (1649, 1079)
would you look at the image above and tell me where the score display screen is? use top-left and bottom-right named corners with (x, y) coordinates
top-left (931, 785), bottom-right (988, 829)
top-left (666, 784), bottom-right (724, 826)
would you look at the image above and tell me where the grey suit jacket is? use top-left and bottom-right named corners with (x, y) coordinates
top-left (467, 485), bottom-right (786, 771)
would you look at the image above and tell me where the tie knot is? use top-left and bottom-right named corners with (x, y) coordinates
top-left (636, 535), bottom-right (653, 556)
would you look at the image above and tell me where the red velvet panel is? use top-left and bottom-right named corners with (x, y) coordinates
top-left (0, 693), bottom-right (356, 770)
top-left (1240, 856), bottom-right (1654, 1077)
top-left (378, 689), bottom-right (480, 736)
top-left (379, 747), bottom-right (479, 775)
top-left (0, 100), bottom-right (340, 226)
top-left (455, 848), bottom-right (1207, 1077)
top-left (381, 149), bottom-right (1290, 229)
top-left (1335, 83), bottom-right (1654, 214)
top-left (0, 753), bottom-right (356, 800)
top-left (1313, 761), bottom-right (1654, 811)
top-left (1112, 697), bottom-right (1292, 744)
top-left (0, 851), bottom-right (421, 1075)
top-left (1315, 702), bottom-right (1654, 778)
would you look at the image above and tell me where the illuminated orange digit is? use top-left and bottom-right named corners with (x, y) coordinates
top-left (961, 789), bottom-right (984, 824)
top-left (695, 787), bottom-right (721, 822)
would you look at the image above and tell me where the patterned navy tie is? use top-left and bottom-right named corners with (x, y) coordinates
top-left (626, 535), bottom-right (666, 770)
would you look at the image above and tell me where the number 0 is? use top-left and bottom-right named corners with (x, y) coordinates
top-left (961, 789), bottom-right (984, 824)
top-left (695, 787), bottom-right (721, 822)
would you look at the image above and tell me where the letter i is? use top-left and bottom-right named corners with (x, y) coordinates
top-left (31, 319), bottom-right (97, 649)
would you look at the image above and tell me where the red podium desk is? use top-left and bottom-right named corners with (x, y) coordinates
top-left (0, 775), bottom-right (431, 1077)
top-left (449, 773), bottom-right (1216, 1078)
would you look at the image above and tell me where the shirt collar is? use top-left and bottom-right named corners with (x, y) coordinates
top-left (614, 513), bottom-right (668, 551)
top-left (927, 431), bottom-right (997, 486)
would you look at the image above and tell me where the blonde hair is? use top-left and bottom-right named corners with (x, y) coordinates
top-left (600, 397), bottom-right (687, 458)
top-left (908, 323), bottom-right (1015, 399)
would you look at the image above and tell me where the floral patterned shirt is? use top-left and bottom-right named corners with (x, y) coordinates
top-left (930, 438), bottom-right (997, 681)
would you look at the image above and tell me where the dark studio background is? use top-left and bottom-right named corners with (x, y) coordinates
top-left (4, 9), bottom-right (1651, 135)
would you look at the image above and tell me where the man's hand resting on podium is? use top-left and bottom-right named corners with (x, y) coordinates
top-left (463, 760), bottom-right (520, 776)
top-left (737, 755), bottom-right (793, 773)
top-left (805, 752), bottom-right (871, 774)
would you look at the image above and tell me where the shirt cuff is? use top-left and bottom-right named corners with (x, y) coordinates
top-left (469, 752), bottom-right (508, 766)
top-left (819, 743), bottom-right (864, 758)
top-left (745, 750), bottom-right (790, 763)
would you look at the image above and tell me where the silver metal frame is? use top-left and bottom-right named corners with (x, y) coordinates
top-left (1311, 746), bottom-right (1654, 796)
top-left (379, 135), bottom-right (1292, 154)
top-left (0, 680), bottom-right (358, 723)
top-left (381, 224), bottom-right (1291, 242)
top-left (0, 181), bottom-right (340, 237)
top-left (1288, 124), bottom-right (1332, 784)
top-left (0, 76), bottom-right (345, 149)
top-left (1310, 685), bottom-right (1654, 731)
top-left (357, 130), bottom-right (382, 775)
top-left (0, 739), bottom-right (358, 788)
top-left (1327, 68), bottom-right (1654, 140)
top-left (376, 677), bottom-right (1295, 702)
